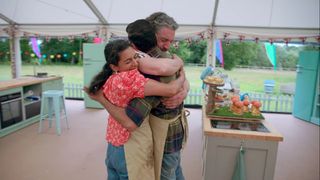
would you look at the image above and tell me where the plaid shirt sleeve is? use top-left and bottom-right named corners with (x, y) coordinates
top-left (125, 96), bottom-right (160, 127)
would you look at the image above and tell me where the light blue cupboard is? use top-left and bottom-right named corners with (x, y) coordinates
top-left (83, 43), bottom-right (106, 109)
top-left (293, 51), bottom-right (319, 125)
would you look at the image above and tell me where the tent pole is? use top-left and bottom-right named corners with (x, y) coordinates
top-left (14, 37), bottom-right (21, 78)
top-left (79, 38), bottom-right (82, 63)
top-left (206, 37), bottom-right (213, 67)
top-left (9, 37), bottom-right (16, 78)
top-left (9, 27), bottom-right (21, 79)
top-left (212, 28), bottom-right (217, 68)
top-left (206, 28), bottom-right (216, 67)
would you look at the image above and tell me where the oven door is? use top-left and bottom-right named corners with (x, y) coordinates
top-left (0, 96), bottom-right (23, 129)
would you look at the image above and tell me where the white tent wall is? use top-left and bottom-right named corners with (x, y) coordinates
top-left (215, 0), bottom-right (319, 28)
top-left (0, 0), bottom-right (318, 37)
top-left (0, 0), bottom-right (319, 78)
top-left (0, 0), bottom-right (99, 24)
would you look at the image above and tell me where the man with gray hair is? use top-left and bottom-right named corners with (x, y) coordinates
top-left (146, 12), bottom-right (179, 52)
top-left (143, 12), bottom-right (189, 180)
top-left (125, 12), bottom-right (189, 180)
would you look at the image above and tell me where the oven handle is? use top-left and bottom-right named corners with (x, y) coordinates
top-left (0, 97), bottom-right (22, 105)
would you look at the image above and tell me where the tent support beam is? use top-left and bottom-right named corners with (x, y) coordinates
top-left (83, 0), bottom-right (108, 25)
top-left (0, 13), bottom-right (16, 25)
top-left (211, 0), bottom-right (220, 26)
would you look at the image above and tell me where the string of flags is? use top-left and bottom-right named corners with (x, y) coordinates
top-left (1, 27), bottom-right (319, 50)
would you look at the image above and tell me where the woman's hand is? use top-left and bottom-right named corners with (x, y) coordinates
top-left (83, 86), bottom-right (137, 132)
top-left (172, 54), bottom-right (184, 68)
top-left (161, 77), bottom-right (189, 109)
top-left (161, 88), bottom-right (188, 109)
top-left (83, 86), bottom-right (105, 104)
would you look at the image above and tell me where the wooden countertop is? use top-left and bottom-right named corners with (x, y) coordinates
top-left (203, 107), bottom-right (284, 142)
top-left (0, 76), bottom-right (62, 91)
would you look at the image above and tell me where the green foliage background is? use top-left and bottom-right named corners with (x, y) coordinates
top-left (0, 38), bottom-right (318, 70)
top-left (0, 38), bottom-right (90, 65)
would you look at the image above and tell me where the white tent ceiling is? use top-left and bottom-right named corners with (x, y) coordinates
top-left (0, 0), bottom-right (319, 43)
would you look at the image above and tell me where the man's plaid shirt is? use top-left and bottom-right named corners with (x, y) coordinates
top-left (125, 47), bottom-right (184, 154)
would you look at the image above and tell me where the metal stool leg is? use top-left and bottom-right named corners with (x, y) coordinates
top-left (48, 97), bottom-right (54, 128)
top-left (39, 95), bottom-right (46, 133)
top-left (53, 96), bottom-right (61, 135)
top-left (61, 95), bottom-right (69, 129)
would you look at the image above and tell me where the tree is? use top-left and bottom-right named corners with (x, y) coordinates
top-left (20, 39), bottom-right (33, 63)
top-left (0, 39), bottom-right (9, 62)
top-left (170, 41), bottom-right (192, 63)
top-left (41, 38), bottom-right (85, 64)
top-left (249, 44), bottom-right (270, 67)
top-left (169, 40), bottom-right (207, 64)
top-left (188, 40), bottom-right (207, 64)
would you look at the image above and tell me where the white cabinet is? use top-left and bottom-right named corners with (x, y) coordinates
top-left (201, 108), bottom-right (283, 180)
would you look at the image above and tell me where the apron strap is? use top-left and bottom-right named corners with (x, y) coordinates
top-left (181, 108), bottom-right (189, 149)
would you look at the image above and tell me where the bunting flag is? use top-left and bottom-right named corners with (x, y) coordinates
top-left (215, 40), bottom-right (224, 67)
top-left (30, 37), bottom-right (42, 63)
top-left (264, 43), bottom-right (277, 70)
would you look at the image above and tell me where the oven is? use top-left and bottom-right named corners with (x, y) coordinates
top-left (0, 92), bottom-right (23, 129)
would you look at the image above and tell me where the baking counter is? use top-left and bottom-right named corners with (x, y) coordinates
top-left (0, 76), bottom-right (62, 91)
top-left (0, 76), bottom-right (63, 137)
top-left (203, 108), bottom-right (283, 142)
top-left (201, 106), bottom-right (284, 180)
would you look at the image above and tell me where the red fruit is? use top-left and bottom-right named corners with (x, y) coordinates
top-left (235, 101), bottom-right (243, 108)
top-left (253, 101), bottom-right (261, 108)
top-left (243, 100), bottom-right (250, 106)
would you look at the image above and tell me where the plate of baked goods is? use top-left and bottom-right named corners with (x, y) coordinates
top-left (207, 106), bottom-right (265, 121)
top-left (203, 76), bottom-right (224, 86)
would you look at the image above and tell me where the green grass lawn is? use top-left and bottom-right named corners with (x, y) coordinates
top-left (0, 64), bottom-right (296, 94)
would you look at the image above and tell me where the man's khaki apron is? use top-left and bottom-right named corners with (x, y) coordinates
top-left (150, 108), bottom-right (189, 180)
top-left (123, 109), bottom-right (189, 180)
top-left (124, 116), bottom-right (154, 180)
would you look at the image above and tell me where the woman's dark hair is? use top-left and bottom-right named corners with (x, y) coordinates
top-left (88, 39), bottom-right (131, 94)
top-left (126, 19), bottom-right (157, 52)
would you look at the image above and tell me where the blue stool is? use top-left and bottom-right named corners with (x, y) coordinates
top-left (39, 90), bottom-right (69, 135)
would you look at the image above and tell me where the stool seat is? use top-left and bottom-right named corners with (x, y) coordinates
top-left (39, 90), bottom-right (69, 135)
top-left (43, 90), bottom-right (64, 97)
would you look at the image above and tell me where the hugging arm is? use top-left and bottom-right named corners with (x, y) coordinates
top-left (125, 96), bottom-right (160, 127)
top-left (84, 88), bottom-right (160, 129)
top-left (161, 78), bottom-right (190, 109)
top-left (143, 68), bottom-right (185, 97)
top-left (83, 87), bottom-right (137, 132)
top-left (138, 54), bottom-right (183, 76)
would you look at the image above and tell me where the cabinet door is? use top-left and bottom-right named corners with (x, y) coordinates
top-left (83, 43), bottom-right (107, 109)
top-left (311, 66), bottom-right (320, 125)
top-left (83, 43), bottom-right (106, 61)
top-left (83, 62), bottom-right (105, 108)
top-left (293, 51), bottom-right (319, 121)
top-left (205, 137), bottom-right (278, 180)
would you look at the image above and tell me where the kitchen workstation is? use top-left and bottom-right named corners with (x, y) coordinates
top-left (201, 73), bottom-right (284, 180)
top-left (0, 75), bottom-right (63, 137)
